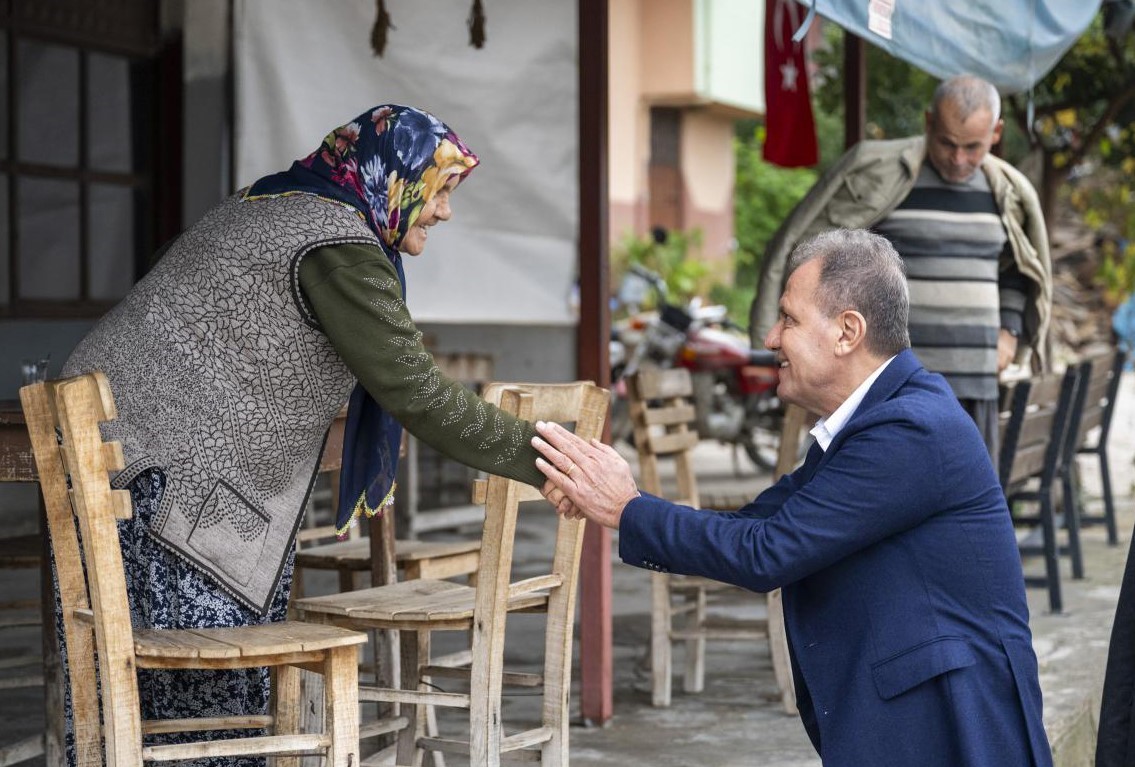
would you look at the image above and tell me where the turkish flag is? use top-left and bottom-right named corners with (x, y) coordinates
top-left (763, 0), bottom-right (818, 167)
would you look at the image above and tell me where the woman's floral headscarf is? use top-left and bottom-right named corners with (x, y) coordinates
top-left (251, 104), bottom-right (479, 257)
top-left (248, 105), bottom-right (479, 534)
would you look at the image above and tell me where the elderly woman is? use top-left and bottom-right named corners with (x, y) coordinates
top-left (61, 104), bottom-right (545, 763)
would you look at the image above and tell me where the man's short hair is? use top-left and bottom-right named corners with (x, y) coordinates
top-left (787, 229), bottom-right (911, 357)
top-left (931, 74), bottom-right (1001, 124)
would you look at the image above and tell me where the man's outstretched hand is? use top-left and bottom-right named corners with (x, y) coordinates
top-left (531, 420), bottom-right (640, 529)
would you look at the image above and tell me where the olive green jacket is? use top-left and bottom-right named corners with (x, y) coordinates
top-left (749, 136), bottom-right (1052, 371)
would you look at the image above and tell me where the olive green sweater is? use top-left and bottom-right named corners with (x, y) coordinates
top-left (298, 242), bottom-right (546, 489)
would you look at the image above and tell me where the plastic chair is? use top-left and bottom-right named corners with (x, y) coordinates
top-left (294, 381), bottom-right (608, 767)
top-left (20, 372), bottom-right (367, 765)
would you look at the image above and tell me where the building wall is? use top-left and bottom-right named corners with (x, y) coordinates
top-left (695, 0), bottom-right (765, 114)
top-left (639, 0), bottom-right (696, 100)
top-left (609, 0), bottom-right (751, 280)
top-left (681, 109), bottom-right (736, 276)
top-left (608, 0), bottom-right (649, 244)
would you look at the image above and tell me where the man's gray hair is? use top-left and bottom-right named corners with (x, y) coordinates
top-left (931, 74), bottom-right (1001, 124)
top-left (787, 229), bottom-right (911, 357)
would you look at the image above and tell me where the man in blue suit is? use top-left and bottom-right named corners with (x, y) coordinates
top-left (532, 229), bottom-right (1052, 766)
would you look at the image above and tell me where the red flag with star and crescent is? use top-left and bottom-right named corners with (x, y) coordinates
top-left (763, 0), bottom-right (818, 167)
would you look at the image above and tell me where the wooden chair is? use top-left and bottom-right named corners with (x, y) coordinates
top-left (293, 358), bottom-right (490, 598)
top-left (626, 367), bottom-right (795, 713)
top-left (292, 444), bottom-right (481, 599)
top-left (20, 372), bottom-right (367, 766)
top-left (297, 536), bottom-right (482, 594)
top-left (998, 366), bottom-right (1084, 613)
top-left (1062, 346), bottom-right (1126, 545)
top-left (291, 428), bottom-right (480, 760)
top-left (294, 381), bottom-right (609, 767)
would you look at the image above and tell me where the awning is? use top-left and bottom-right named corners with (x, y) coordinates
top-left (801, 0), bottom-right (1102, 93)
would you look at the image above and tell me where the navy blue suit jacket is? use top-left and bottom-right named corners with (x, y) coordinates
top-left (619, 350), bottom-right (1053, 767)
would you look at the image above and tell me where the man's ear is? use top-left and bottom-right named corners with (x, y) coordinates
top-left (835, 310), bottom-right (867, 356)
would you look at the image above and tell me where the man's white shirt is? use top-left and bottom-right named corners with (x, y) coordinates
top-left (809, 356), bottom-right (897, 452)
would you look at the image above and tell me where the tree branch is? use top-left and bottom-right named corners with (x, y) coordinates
top-left (1069, 80), bottom-right (1135, 168)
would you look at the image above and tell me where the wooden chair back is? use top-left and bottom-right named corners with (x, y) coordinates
top-left (626, 367), bottom-right (701, 505)
top-left (21, 372), bottom-right (366, 765)
top-left (476, 381), bottom-right (609, 729)
top-left (22, 374), bottom-right (133, 764)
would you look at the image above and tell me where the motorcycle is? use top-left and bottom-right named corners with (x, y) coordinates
top-left (609, 265), bottom-right (792, 472)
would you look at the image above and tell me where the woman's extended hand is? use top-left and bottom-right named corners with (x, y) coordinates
top-left (532, 420), bottom-right (640, 529)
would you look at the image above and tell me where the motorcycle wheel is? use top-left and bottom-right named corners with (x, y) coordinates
top-left (741, 427), bottom-right (812, 473)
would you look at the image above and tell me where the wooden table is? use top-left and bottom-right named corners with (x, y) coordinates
top-left (0, 402), bottom-right (35, 483)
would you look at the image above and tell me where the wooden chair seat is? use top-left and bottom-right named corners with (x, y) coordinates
top-left (132, 620), bottom-right (368, 666)
top-left (667, 575), bottom-right (746, 593)
top-left (296, 537), bottom-right (481, 583)
top-left (297, 578), bottom-right (549, 627)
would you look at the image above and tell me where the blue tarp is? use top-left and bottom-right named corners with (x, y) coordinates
top-left (801, 0), bottom-right (1102, 94)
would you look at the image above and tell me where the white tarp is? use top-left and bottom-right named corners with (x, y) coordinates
top-left (804, 0), bottom-right (1102, 94)
top-left (234, 0), bottom-right (578, 325)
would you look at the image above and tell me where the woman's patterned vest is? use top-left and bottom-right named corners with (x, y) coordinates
top-left (64, 191), bottom-right (378, 614)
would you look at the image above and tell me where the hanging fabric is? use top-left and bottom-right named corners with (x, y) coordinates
top-left (469, 0), bottom-right (487, 49)
top-left (371, 0), bottom-right (394, 57)
top-left (764, 0), bottom-right (819, 167)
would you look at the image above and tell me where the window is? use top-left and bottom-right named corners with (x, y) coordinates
top-left (0, 0), bottom-right (175, 318)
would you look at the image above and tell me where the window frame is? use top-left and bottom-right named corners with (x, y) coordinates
top-left (0, 0), bottom-right (178, 319)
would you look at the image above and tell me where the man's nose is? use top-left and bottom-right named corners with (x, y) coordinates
top-left (764, 323), bottom-right (781, 351)
top-left (435, 196), bottom-right (452, 221)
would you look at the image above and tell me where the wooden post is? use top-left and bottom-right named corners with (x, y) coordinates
top-left (577, 0), bottom-right (613, 725)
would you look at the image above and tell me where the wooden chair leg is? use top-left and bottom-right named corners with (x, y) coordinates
top-left (683, 588), bottom-right (706, 694)
top-left (650, 572), bottom-right (672, 707)
top-left (272, 664), bottom-right (302, 767)
top-left (396, 630), bottom-right (427, 767)
top-left (468, 616), bottom-right (507, 767)
top-left (324, 646), bottom-right (361, 767)
top-left (767, 588), bottom-right (797, 715)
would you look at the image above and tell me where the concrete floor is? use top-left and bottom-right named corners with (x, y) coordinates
top-left (2, 374), bottom-right (1133, 766)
